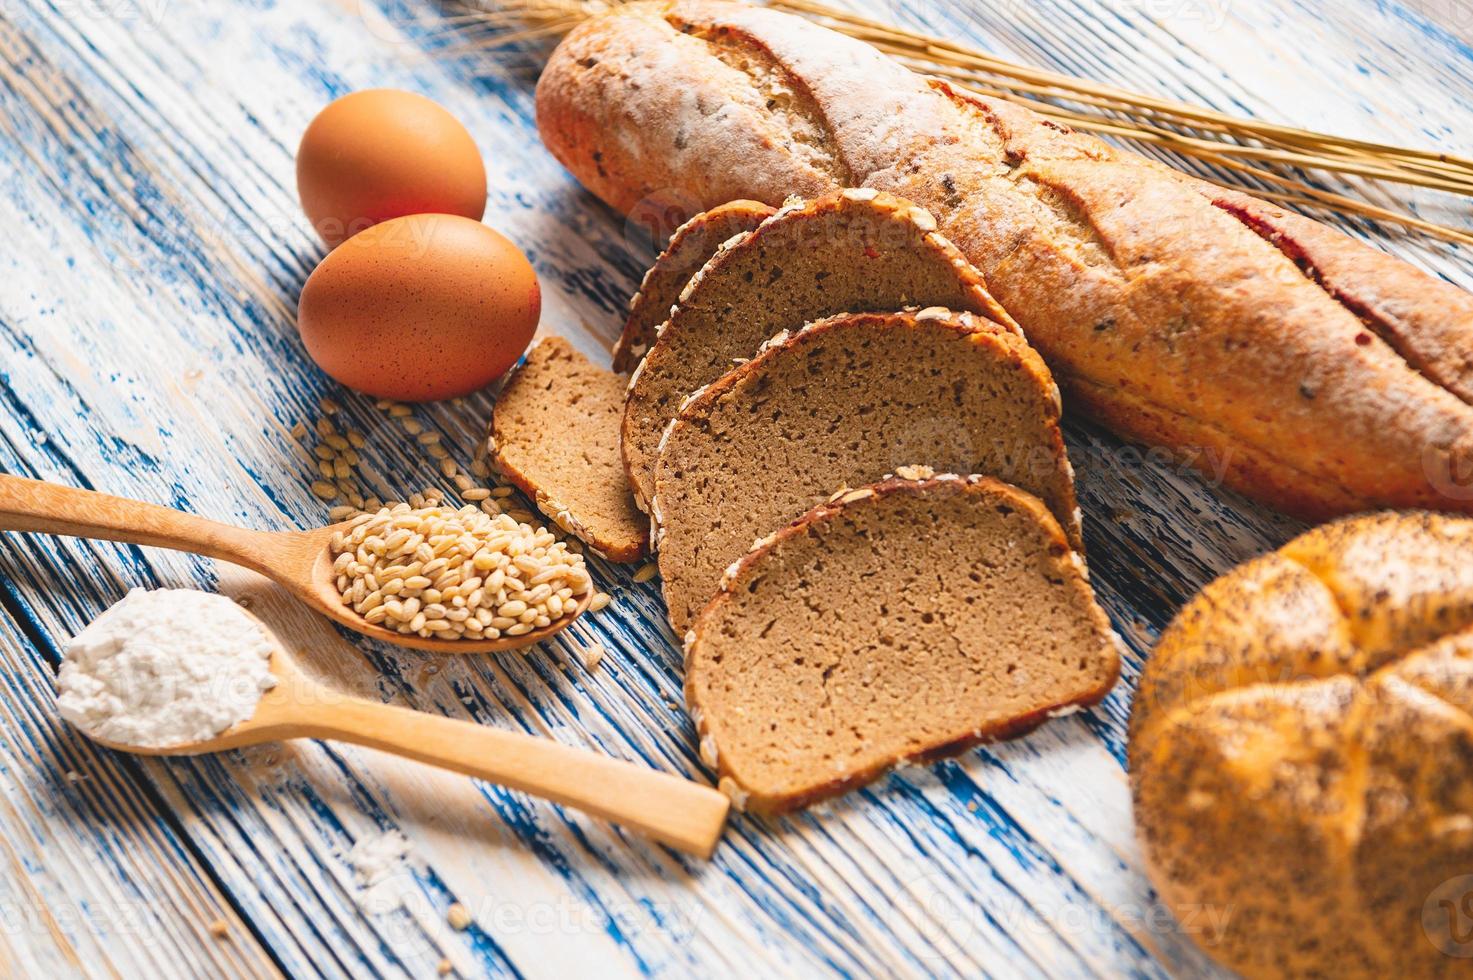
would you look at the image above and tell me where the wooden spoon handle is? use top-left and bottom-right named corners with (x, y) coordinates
top-left (0, 474), bottom-right (281, 573)
top-left (300, 697), bottom-right (730, 857)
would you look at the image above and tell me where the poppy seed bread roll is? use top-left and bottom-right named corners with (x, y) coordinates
top-left (1130, 512), bottom-right (1473, 979)
top-left (686, 473), bottom-right (1119, 814)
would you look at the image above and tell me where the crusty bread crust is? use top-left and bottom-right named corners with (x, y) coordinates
top-left (613, 199), bottom-right (773, 372)
top-left (537, 0), bottom-right (1473, 519)
top-left (1201, 186), bottom-right (1473, 405)
top-left (687, 473), bottom-right (1120, 814)
top-left (1130, 512), bottom-right (1473, 978)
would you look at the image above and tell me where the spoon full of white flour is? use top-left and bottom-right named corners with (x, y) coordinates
top-left (53, 588), bottom-right (730, 856)
top-left (58, 588), bottom-right (277, 748)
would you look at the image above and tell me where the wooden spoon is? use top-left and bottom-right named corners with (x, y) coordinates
top-left (0, 474), bottom-right (589, 654)
top-left (84, 614), bottom-right (729, 857)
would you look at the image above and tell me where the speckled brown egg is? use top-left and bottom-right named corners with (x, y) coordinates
top-left (297, 213), bottom-right (540, 401)
top-left (297, 89), bottom-right (487, 248)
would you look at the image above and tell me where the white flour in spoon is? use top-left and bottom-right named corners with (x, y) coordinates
top-left (57, 588), bottom-right (277, 748)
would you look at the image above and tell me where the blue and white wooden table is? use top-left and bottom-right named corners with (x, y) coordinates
top-left (1, 0), bottom-right (1470, 976)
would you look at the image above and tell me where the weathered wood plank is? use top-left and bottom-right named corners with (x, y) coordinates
top-left (0, 0), bottom-right (1470, 976)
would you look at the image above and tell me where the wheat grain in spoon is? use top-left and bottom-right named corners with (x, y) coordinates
top-left (0, 473), bottom-right (587, 654)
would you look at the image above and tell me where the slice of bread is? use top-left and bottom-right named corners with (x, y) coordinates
top-left (651, 309), bottom-right (1083, 634)
top-left (685, 473), bottom-right (1120, 814)
top-left (489, 336), bottom-right (647, 562)
top-left (621, 189), bottom-right (1018, 509)
top-left (613, 200), bottom-right (774, 372)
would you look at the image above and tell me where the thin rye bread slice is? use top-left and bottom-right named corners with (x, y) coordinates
top-left (685, 472), bottom-right (1120, 814)
top-left (490, 336), bottom-right (647, 562)
top-left (652, 309), bottom-right (1083, 634)
top-left (621, 188), bottom-right (1018, 509)
top-left (613, 199), bottom-right (774, 372)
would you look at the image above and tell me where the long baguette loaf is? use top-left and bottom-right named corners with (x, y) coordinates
top-left (536, 0), bottom-right (1473, 518)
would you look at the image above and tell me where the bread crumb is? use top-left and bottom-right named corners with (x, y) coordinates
top-left (208, 919), bottom-right (229, 939)
top-left (717, 776), bottom-right (749, 810)
top-left (447, 902), bottom-right (472, 931)
top-left (437, 959), bottom-right (453, 976)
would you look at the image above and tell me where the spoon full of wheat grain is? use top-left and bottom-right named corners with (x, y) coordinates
top-left (0, 474), bottom-right (592, 654)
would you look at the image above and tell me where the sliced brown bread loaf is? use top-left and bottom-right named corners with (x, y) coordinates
top-left (651, 309), bottom-right (1082, 633)
top-left (489, 336), bottom-right (647, 562)
top-left (685, 473), bottom-right (1120, 814)
top-left (541, 1), bottom-right (1473, 519)
top-left (621, 189), bottom-right (1017, 508)
top-left (612, 199), bottom-right (774, 372)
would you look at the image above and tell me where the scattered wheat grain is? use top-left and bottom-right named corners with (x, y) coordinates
top-left (447, 903), bottom-right (471, 931)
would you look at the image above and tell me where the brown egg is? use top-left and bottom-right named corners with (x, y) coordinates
top-left (298, 214), bottom-right (540, 401)
top-left (297, 89), bottom-right (487, 247)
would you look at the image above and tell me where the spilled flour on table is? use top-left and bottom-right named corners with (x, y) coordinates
top-left (345, 828), bottom-right (476, 975)
top-left (349, 829), bottom-right (415, 892)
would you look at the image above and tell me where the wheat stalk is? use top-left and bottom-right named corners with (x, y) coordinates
top-left (448, 0), bottom-right (1473, 246)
